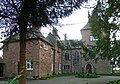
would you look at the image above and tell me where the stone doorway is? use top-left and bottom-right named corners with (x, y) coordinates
top-left (86, 64), bottom-right (92, 74)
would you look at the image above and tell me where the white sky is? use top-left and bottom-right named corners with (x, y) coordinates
top-left (41, 8), bottom-right (89, 40)
top-left (41, 0), bottom-right (97, 40)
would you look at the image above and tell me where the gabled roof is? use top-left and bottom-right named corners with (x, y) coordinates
top-left (2, 30), bottom-right (53, 46)
top-left (61, 39), bottom-right (82, 50)
top-left (46, 32), bottom-right (55, 46)
top-left (81, 22), bottom-right (91, 31)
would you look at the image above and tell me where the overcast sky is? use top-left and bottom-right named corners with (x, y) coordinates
top-left (41, 0), bottom-right (97, 40)
top-left (41, 8), bottom-right (89, 40)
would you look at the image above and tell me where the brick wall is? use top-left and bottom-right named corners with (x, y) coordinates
top-left (3, 39), bottom-right (55, 78)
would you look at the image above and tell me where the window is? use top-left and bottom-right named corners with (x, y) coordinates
top-left (44, 43), bottom-right (48, 50)
top-left (64, 52), bottom-right (69, 60)
top-left (89, 35), bottom-right (98, 41)
top-left (74, 51), bottom-right (80, 65)
top-left (26, 60), bottom-right (33, 70)
top-left (64, 65), bottom-right (70, 70)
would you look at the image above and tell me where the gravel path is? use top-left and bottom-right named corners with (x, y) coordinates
top-left (27, 76), bottom-right (120, 84)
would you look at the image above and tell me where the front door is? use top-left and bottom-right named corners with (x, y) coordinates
top-left (86, 64), bottom-right (92, 74)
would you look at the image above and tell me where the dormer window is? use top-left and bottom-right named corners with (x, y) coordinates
top-left (44, 43), bottom-right (48, 50)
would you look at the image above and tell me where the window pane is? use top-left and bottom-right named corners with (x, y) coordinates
top-left (44, 43), bottom-right (48, 50)
top-left (90, 35), bottom-right (98, 41)
top-left (26, 60), bottom-right (33, 70)
top-left (64, 65), bottom-right (70, 70)
top-left (27, 63), bottom-right (30, 68)
top-left (65, 53), bottom-right (69, 60)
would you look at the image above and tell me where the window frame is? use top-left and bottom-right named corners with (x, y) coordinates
top-left (74, 51), bottom-right (80, 65)
top-left (64, 52), bottom-right (69, 60)
top-left (26, 60), bottom-right (33, 70)
top-left (44, 43), bottom-right (48, 50)
top-left (89, 35), bottom-right (98, 41)
top-left (64, 65), bottom-right (70, 70)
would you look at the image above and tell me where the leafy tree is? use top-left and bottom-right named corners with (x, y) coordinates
top-left (79, 41), bottom-right (97, 61)
top-left (0, 0), bottom-right (88, 84)
top-left (89, 0), bottom-right (120, 60)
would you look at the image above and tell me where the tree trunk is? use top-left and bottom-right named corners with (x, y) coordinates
top-left (19, 25), bottom-right (27, 84)
top-left (18, 10), bottom-right (28, 84)
top-left (18, 0), bottom-right (35, 83)
top-left (18, 1), bottom-right (29, 84)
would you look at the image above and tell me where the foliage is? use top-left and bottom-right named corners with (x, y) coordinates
top-left (75, 73), bottom-right (100, 78)
top-left (0, 0), bottom-right (88, 84)
top-left (61, 39), bottom-right (82, 50)
top-left (0, 0), bottom-right (88, 38)
top-left (107, 80), bottom-right (120, 84)
top-left (7, 75), bottom-right (21, 84)
top-left (89, 0), bottom-right (120, 60)
top-left (79, 41), bottom-right (98, 62)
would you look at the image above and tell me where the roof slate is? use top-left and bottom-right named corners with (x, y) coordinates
top-left (2, 30), bottom-right (52, 46)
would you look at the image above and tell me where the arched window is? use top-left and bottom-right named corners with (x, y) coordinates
top-left (74, 51), bottom-right (79, 64)
top-left (64, 52), bottom-right (69, 60)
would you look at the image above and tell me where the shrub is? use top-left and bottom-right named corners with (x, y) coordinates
top-left (75, 74), bottom-right (100, 78)
top-left (107, 80), bottom-right (120, 84)
top-left (113, 81), bottom-right (117, 84)
top-left (7, 75), bottom-right (21, 84)
top-left (118, 80), bottom-right (120, 84)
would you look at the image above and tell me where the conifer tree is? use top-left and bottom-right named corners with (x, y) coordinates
top-left (0, 0), bottom-right (88, 84)
top-left (90, 0), bottom-right (120, 60)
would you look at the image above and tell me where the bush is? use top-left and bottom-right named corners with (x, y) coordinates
top-left (75, 74), bottom-right (100, 78)
top-left (107, 80), bottom-right (120, 84)
top-left (8, 79), bottom-right (18, 84)
top-left (7, 75), bottom-right (21, 84)
top-left (118, 80), bottom-right (120, 84)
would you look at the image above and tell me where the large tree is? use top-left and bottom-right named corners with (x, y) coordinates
top-left (90, 0), bottom-right (120, 60)
top-left (0, 0), bottom-right (88, 84)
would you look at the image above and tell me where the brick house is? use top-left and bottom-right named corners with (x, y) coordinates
top-left (2, 28), bottom-right (61, 78)
top-left (62, 22), bottom-right (111, 74)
